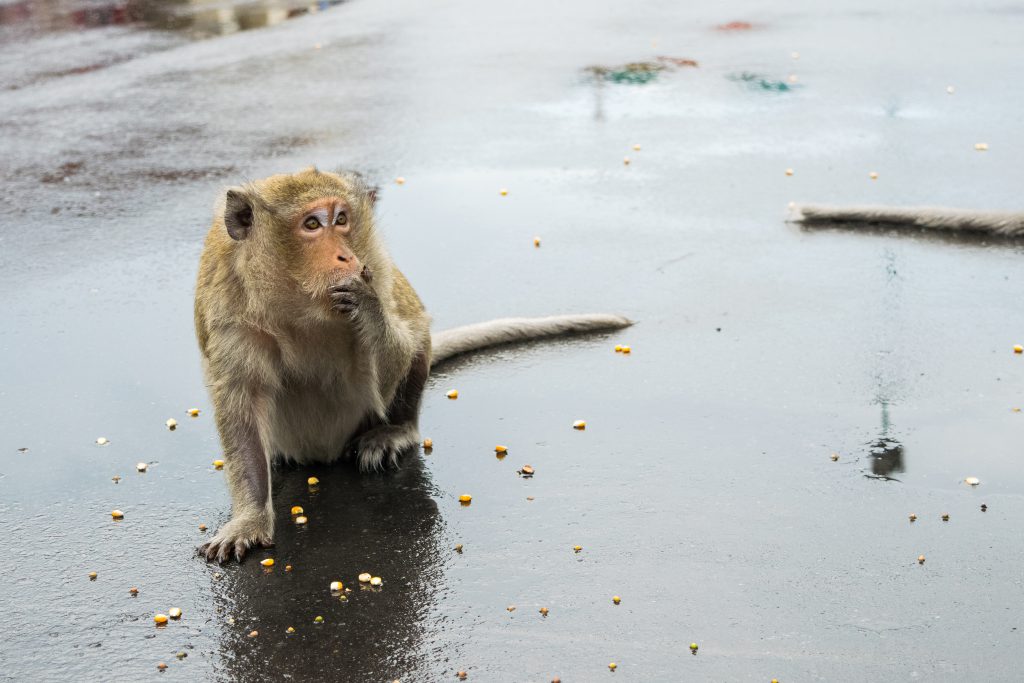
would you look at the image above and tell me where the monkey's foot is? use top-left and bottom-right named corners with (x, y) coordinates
top-left (351, 424), bottom-right (419, 472)
top-left (198, 515), bottom-right (273, 564)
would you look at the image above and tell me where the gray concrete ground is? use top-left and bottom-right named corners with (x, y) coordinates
top-left (1, 0), bottom-right (1023, 680)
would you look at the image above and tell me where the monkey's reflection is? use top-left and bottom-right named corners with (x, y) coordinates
top-left (212, 455), bottom-right (446, 682)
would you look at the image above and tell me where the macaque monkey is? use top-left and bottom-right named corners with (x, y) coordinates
top-left (195, 168), bottom-right (631, 563)
top-left (792, 204), bottom-right (1024, 237)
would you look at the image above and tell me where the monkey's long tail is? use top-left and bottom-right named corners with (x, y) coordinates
top-left (430, 314), bottom-right (632, 367)
top-left (793, 204), bottom-right (1024, 237)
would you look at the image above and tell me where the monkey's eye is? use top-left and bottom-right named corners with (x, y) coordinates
top-left (303, 216), bottom-right (321, 231)
top-left (335, 211), bottom-right (348, 226)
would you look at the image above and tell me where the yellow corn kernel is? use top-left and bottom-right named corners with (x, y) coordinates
top-left (612, 596), bottom-right (621, 604)
top-left (690, 643), bottom-right (698, 652)
top-left (370, 576), bottom-right (382, 586)
top-left (458, 494), bottom-right (472, 504)
top-left (1014, 345), bottom-right (1023, 354)
top-left (111, 509), bottom-right (124, 519)
top-left (608, 663), bottom-right (617, 671)
top-left (260, 558), bottom-right (274, 567)
top-left (307, 476), bottom-right (319, 486)
top-left (573, 420), bottom-right (586, 430)
top-left (154, 614), bottom-right (168, 625)
top-left (88, 572), bottom-right (97, 580)
top-left (539, 607), bottom-right (549, 616)
top-left (212, 460), bottom-right (224, 469)
top-left (396, 177), bottom-right (405, 185)
top-left (295, 515), bottom-right (308, 525)
top-left (500, 188), bottom-right (508, 196)
top-left (168, 607), bottom-right (182, 619)
top-left (358, 573), bottom-right (372, 583)
top-left (965, 477), bottom-right (980, 486)
top-left (573, 545), bottom-right (582, 553)
top-left (291, 506), bottom-right (304, 515)
top-left (330, 581), bottom-right (343, 592)
top-left (446, 389), bottom-right (459, 399)
top-left (166, 418), bottom-right (177, 430)
top-left (423, 438), bottom-right (433, 449)
top-left (623, 156), bottom-right (631, 165)
top-left (869, 171), bottom-right (878, 180)
top-left (198, 524), bottom-right (207, 531)
top-left (248, 630), bottom-right (258, 638)
top-left (918, 555), bottom-right (926, 564)
top-left (495, 445), bottom-right (508, 454)
top-left (314, 615), bottom-right (324, 623)
top-left (533, 236), bottom-right (541, 247)
top-left (136, 462), bottom-right (147, 472)
top-left (633, 144), bottom-right (641, 151)
top-left (187, 408), bottom-right (200, 417)
top-left (975, 143), bottom-right (989, 151)
top-left (785, 168), bottom-right (794, 176)
top-left (621, 346), bottom-right (631, 354)
top-left (286, 626), bottom-right (295, 634)
top-left (96, 437), bottom-right (109, 445)
top-left (614, 345), bottom-right (622, 352)
top-left (909, 513), bottom-right (917, 522)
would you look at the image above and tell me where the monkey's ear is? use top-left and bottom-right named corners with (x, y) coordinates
top-left (224, 188), bottom-right (254, 241)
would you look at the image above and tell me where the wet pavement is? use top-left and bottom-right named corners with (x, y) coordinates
top-left (2, 0), bottom-right (1024, 680)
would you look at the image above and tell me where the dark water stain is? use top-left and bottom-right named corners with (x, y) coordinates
top-left (728, 71), bottom-right (797, 92)
top-left (585, 56), bottom-right (699, 86)
top-left (0, 0), bottom-right (349, 38)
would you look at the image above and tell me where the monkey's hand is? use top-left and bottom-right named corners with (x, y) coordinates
top-left (198, 513), bottom-right (273, 564)
top-left (329, 266), bottom-right (379, 319)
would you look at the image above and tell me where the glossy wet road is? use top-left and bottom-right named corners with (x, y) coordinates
top-left (2, 0), bottom-right (1023, 680)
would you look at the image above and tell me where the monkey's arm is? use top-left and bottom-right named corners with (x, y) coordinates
top-left (198, 337), bottom-right (276, 563)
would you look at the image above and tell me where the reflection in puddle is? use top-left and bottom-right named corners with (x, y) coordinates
top-left (210, 455), bottom-right (446, 681)
top-left (866, 436), bottom-right (905, 480)
top-left (0, 0), bottom-right (348, 38)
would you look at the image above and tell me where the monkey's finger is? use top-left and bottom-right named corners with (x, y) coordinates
top-left (233, 540), bottom-right (249, 563)
top-left (216, 541), bottom-right (233, 564)
top-left (361, 265), bottom-right (373, 283)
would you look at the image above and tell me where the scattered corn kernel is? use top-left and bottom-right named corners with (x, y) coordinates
top-left (370, 576), bottom-right (383, 586)
top-left (520, 465), bottom-right (535, 477)
top-left (623, 157), bottom-right (631, 165)
top-left (136, 462), bottom-right (148, 472)
top-left (166, 418), bottom-right (177, 430)
top-left (918, 555), bottom-right (926, 564)
top-left (396, 177), bottom-right (406, 185)
top-left (423, 438), bottom-right (433, 449)
top-left (787, 74), bottom-right (799, 84)
top-left (459, 494), bottom-right (472, 504)
top-left (111, 475), bottom-right (121, 483)
top-left (533, 236), bottom-right (541, 247)
top-left (187, 408), bottom-right (200, 417)
top-left (785, 168), bottom-right (794, 176)
top-left (941, 513), bottom-right (950, 521)
top-left (260, 558), bottom-right (274, 567)
top-left (285, 565), bottom-right (293, 571)
top-left (621, 346), bottom-right (631, 354)
top-left (96, 437), bottom-right (109, 445)
top-left (1014, 345), bottom-right (1023, 354)
top-left (608, 663), bottom-right (617, 671)
top-left (495, 445), bottom-right (508, 454)
top-left (291, 506), bottom-right (304, 515)
top-left (500, 188), bottom-right (508, 196)
top-left (975, 143), bottom-right (989, 151)
top-left (157, 662), bottom-right (168, 670)
top-left (111, 509), bottom-right (124, 519)
top-left (612, 595), bottom-right (621, 604)
top-left (573, 545), bottom-right (582, 553)
top-left (539, 607), bottom-right (549, 616)
top-left (869, 171), bottom-right (878, 180)
top-left (212, 460), bottom-right (224, 469)
top-left (248, 630), bottom-right (258, 638)
top-left (314, 615), bottom-right (324, 623)
top-left (965, 477), bottom-right (980, 486)
top-left (614, 345), bottom-right (622, 352)
top-left (295, 515), bottom-right (308, 525)
top-left (507, 605), bottom-right (516, 612)
top-left (286, 626), bottom-right (295, 634)
top-left (88, 571), bottom-right (97, 580)
top-left (176, 652), bottom-right (187, 660)
top-left (358, 573), bottom-right (372, 583)
top-left (446, 389), bottom-right (459, 399)
top-left (791, 51), bottom-right (800, 59)
top-left (129, 587), bottom-right (139, 595)
top-left (909, 513), bottom-right (917, 522)
top-left (830, 453), bottom-right (839, 461)
top-left (330, 581), bottom-right (343, 592)
top-left (458, 672), bottom-right (468, 681)
top-left (573, 420), bottom-right (586, 430)
top-left (154, 614), bottom-right (168, 625)
top-left (633, 144), bottom-right (641, 151)
top-left (454, 544), bottom-right (464, 553)
top-left (307, 476), bottom-right (319, 486)
top-left (169, 607), bottom-right (182, 619)
top-left (199, 524), bottom-right (207, 531)
top-left (690, 643), bottom-right (698, 652)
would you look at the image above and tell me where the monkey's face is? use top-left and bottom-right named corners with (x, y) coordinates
top-left (292, 197), bottom-right (363, 284)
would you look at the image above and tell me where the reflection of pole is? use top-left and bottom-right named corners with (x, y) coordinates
top-left (591, 68), bottom-right (605, 122)
top-left (867, 248), bottom-right (906, 479)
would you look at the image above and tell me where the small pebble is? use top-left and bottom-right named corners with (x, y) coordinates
top-left (446, 389), bottom-right (459, 399)
top-left (314, 615), bottom-right (324, 623)
top-left (168, 607), bottom-right (182, 619)
top-left (157, 662), bottom-right (168, 671)
top-left (213, 459), bottom-right (224, 469)
top-left (330, 581), bottom-right (344, 592)
top-left (88, 571), bottom-right (97, 580)
top-left (308, 476), bottom-right (319, 486)
top-left (136, 462), bottom-right (148, 472)
top-left (166, 418), bottom-right (177, 430)
top-left (359, 573), bottom-right (372, 583)
top-left (260, 558), bottom-right (274, 567)
top-left (154, 614), bottom-right (168, 625)
top-left (96, 437), bottom-right (109, 445)
top-left (941, 513), bottom-right (950, 521)
top-left (286, 626), bottom-right (295, 634)
top-left (111, 509), bottom-right (124, 520)
top-left (539, 607), bottom-right (549, 616)
top-left (975, 143), bottom-right (989, 151)
top-left (129, 587), bottom-right (139, 595)
top-left (370, 576), bottom-right (383, 586)
top-left (918, 555), bottom-right (926, 564)
top-left (981, 503), bottom-right (988, 512)
top-left (396, 177), bottom-right (406, 185)
top-left (869, 171), bottom-right (878, 180)
top-left (295, 515), bottom-right (308, 525)
top-left (248, 630), bottom-right (258, 638)
top-left (423, 438), bottom-right (433, 449)
top-left (573, 420), bottom-right (586, 430)
top-left (612, 595), bottom-right (621, 604)
top-left (946, 85), bottom-right (955, 94)
top-left (785, 168), bottom-right (794, 176)
top-left (459, 494), bottom-right (473, 504)
top-left (187, 408), bottom-right (200, 417)
top-left (495, 445), bottom-right (508, 454)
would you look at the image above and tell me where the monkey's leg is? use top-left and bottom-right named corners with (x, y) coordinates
top-left (350, 349), bottom-right (430, 472)
top-left (199, 402), bottom-right (274, 563)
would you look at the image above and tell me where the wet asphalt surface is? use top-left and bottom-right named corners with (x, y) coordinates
top-left (2, 0), bottom-right (1024, 680)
